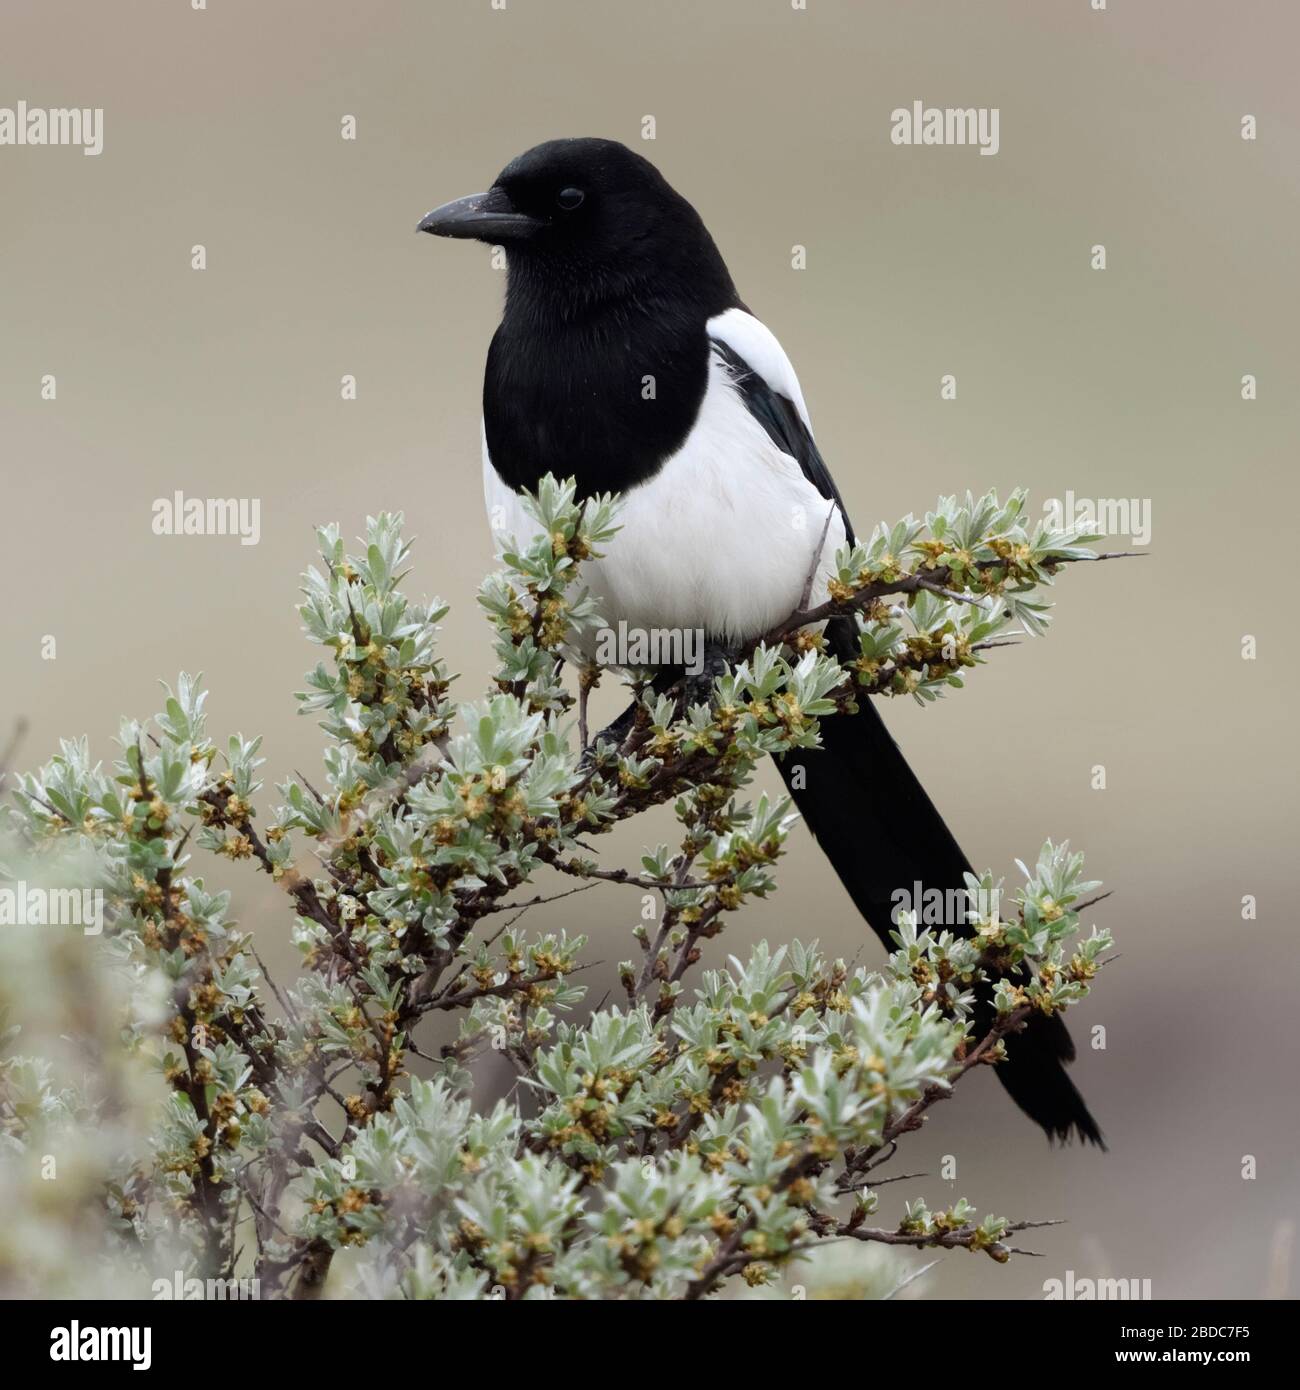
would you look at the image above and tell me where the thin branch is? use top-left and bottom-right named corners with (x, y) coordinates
top-left (477, 881), bottom-right (601, 923)
top-left (252, 946), bottom-right (297, 1024)
top-left (416, 962), bottom-right (596, 1015)
top-left (884, 1257), bottom-right (941, 1299)
top-left (544, 855), bottom-right (712, 893)
top-left (762, 548), bottom-right (1144, 648)
top-left (917, 578), bottom-right (990, 609)
top-left (833, 1216), bottom-right (1063, 1253)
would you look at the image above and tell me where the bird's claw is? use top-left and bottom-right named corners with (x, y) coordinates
top-left (679, 642), bottom-right (735, 712)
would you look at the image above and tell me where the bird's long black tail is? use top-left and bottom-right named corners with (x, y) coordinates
top-left (774, 683), bottom-right (1104, 1148)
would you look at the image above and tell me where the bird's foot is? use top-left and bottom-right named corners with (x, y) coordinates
top-left (679, 641), bottom-right (737, 712)
top-left (579, 698), bottom-right (638, 771)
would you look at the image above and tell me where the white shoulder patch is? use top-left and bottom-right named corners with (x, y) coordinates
top-left (706, 306), bottom-right (814, 438)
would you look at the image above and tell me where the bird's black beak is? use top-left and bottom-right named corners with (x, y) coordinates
top-left (416, 186), bottom-right (543, 242)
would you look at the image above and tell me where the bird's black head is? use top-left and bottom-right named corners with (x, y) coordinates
top-left (418, 137), bottom-right (737, 311)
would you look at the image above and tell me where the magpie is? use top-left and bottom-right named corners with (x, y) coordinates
top-left (419, 137), bottom-right (1103, 1147)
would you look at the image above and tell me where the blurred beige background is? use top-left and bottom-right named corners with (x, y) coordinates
top-left (2, 0), bottom-right (1297, 1299)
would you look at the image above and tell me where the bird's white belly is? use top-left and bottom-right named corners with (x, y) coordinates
top-left (482, 353), bottom-right (846, 653)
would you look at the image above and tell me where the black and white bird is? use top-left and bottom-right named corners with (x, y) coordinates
top-left (419, 137), bottom-right (1103, 1146)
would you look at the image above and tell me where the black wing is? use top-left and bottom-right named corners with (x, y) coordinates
top-left (709, 336), bottom-right (855, 545)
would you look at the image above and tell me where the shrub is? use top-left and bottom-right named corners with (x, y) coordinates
top-left (0, 478), bottom-right (1115, 1300)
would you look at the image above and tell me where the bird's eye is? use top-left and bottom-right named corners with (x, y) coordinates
top-left (556, 187), bottom-right (585, 211)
